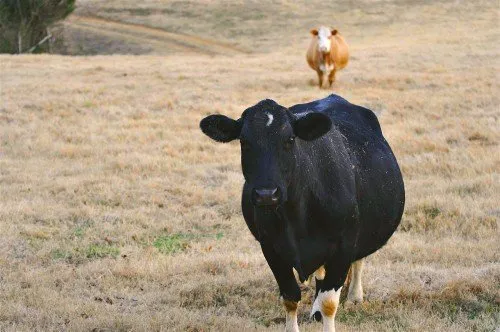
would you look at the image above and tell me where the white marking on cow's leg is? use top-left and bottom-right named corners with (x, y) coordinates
top-left (347, 259), bottom-right (364, 304)
top-left (265, 112), bottom-right (274, 127)
top-left (314, 265), bottom-right (326, 280)
top-left (283, 299), bottom-right (300, 332)
top-left (310, 287), bottom-right (342, 332)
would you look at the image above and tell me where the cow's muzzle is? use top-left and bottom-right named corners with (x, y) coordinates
top-left (252, 188), bottom-right (280, 206)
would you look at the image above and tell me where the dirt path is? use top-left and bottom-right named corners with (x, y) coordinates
top-left (68, 15), bottom-right (248, 55)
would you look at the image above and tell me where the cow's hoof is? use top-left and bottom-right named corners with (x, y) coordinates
top-left (313, 311), bottom-right (322, 322)
top-left (346, 291), bottom-right (363, 305)
top-left (345, 298), bottom-right (363, 306)
top-left (344, 300), bottom-right (359, 309)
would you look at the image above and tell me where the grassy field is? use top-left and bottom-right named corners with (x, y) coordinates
top-left (0, 0), bottom-right (499, 331)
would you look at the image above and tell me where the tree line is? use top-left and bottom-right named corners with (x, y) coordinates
top-left (0, 0), bottom-right (75, 54)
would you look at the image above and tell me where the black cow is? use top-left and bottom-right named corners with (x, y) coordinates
top-left (200, 94), bottom-right (405, 331)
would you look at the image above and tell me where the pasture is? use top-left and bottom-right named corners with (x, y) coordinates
top-left (0, 0), bottom-right (498, 331)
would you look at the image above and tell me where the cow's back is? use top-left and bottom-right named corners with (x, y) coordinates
top-left (290, 94), bottom-right (380, 138)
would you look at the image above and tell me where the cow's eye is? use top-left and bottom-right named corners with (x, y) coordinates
top-left (285, 136), bottom-right (295, 150)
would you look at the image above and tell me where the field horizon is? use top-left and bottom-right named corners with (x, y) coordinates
top-left (0, 0), bottom-right (499, 331)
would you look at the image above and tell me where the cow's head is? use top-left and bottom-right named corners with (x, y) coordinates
top-left (310, 26), bottom-right (338, 53)
top-left (200, 99), bottom-right (331, 208)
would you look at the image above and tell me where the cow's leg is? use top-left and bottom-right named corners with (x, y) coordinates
top-left (313, 265), bottom-right (326, 299)
top-left (311, 256), bottom-right (351, 332)
top-left (294, 268), bottom-right (311, 286)
top-left (316, 69), bottom-right (324, 88)
top-left (312, 266), bottom-right (326, 321)
top-left (346, 259), bottom-right (364, 304)
top-left (315, 265), bottom-right (326, 280)
top-left (328, 69), bottom-right (337, 87)
top-left (284, 299), bottom-right (299, 332)
top-left (261, 243), bottom-right (301, 331)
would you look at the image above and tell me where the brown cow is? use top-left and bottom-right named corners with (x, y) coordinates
top-left (306, 26), bottom-right (349, 88)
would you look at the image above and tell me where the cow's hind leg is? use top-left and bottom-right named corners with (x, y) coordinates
top-left (346, 259), bottom-right (364, 304)
top-left (311, 257), bottom-right (350, 332)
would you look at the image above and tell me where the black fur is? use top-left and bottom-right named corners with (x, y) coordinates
top-left (200, 114), bottom-right (241, 143)
top-left (200, 94), bottom-right (405, 303)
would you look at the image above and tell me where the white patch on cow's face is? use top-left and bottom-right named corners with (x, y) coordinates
top-left (265, 112), bottom-right (274, 127)
top-left (317, 26), bottom-right (332, 53)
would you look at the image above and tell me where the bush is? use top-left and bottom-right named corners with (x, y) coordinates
top-left (0, 0), bottom-right (75, 53)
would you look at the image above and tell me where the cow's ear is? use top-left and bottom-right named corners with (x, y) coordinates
top-left (310, 29), bottom-right (318, 36)
top-left (293, 113), bottom-right (331, 141)
top-left (200, 114), bottom-right (242, 143)
top-left (331, 29), bottom-right (338, 35)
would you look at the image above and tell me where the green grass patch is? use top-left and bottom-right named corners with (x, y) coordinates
top-left (51, 248), bottom-right (72, 260)
top-left (50, 244), bottom-right (120, 263)
top-left (72, 219), bottom-right (93, 238)
top-left (421, 204), bottom-right (441, 220)
top-left (73, 226), bottom-right (86, 238)
top-left (82, 100), bottom-right (95, 108)
top-left (84, 244), bottom-right (120, 259)
top-left (153, 233), bottom-right (194, 254)
top-left (152, 232), bottom-right (225, 254)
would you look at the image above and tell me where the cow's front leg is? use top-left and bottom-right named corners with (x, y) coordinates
top-left (261, 242), bottom-right (301, 332)
top-left (284, 299), bottom-right (299, 332)
top-left (316, 69), bottom-right (324, 88)
top-left (346, 258), bottom-right (364, 304)
top-left (311, 257), bottom-right (351, 332)
top-left (328, 68), bottom-right (337, 87)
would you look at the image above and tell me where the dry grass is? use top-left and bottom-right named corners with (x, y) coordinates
top-left (0, 0), bottom-right (499, 331)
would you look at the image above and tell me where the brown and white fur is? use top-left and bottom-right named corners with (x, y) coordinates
top-left (306, 26), bottom-right (349, 88)
top-left (287, 260), bottom-right (364, 332)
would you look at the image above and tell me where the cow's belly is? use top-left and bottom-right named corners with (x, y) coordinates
top-left (297, 236), bottom-right (331, 277)
top-left (354, 147), bottom-right (405, 259)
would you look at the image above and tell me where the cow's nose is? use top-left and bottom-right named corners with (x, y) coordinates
top-left (252, 188), bottom-right (280, 206)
